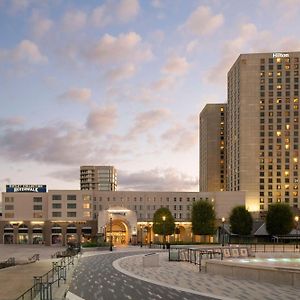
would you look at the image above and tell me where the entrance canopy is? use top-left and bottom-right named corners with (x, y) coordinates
top-left (98, 206), bottom-right (137, 236)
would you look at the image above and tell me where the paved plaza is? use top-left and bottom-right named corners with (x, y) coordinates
top-left (1, 245), bottom-right (300, 300)
top-left (0, 244), bottom-right (74, 300)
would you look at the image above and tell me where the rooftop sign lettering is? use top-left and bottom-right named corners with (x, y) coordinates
top-left (6, 184), bottom-right (47, 193)
top-left (272, 53), bottom-right (289, 58)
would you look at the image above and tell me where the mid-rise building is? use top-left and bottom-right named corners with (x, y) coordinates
top-left (199, 104), bottom-right (226, 192)
top-left (80, 166), bottom-right (117, 191)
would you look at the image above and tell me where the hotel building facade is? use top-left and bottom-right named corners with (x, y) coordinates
top-left (200, 51), bottom-right (300, 212)
top-left (199, 104), bottom-right (226, 192)
top-left (0, 186), bottom-right (245, 246)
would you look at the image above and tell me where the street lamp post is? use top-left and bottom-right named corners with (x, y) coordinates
top-left (162, 215), bottom-right (166, 249)
top-left (109, 215), bottom-right (113, 252)
top-left (148, 224), bottom-right (152, 248)
top-left (221, 217), bottom-right (225, 247)
top-left (140, 225), bottom-right (143, 248)
top-left (295, 216), bottom-right (299, 249)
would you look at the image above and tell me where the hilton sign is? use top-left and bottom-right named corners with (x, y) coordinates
top-left (272, 53), bottom-right (289, 58)
top-left (6, 184), bottom-right (47, 193)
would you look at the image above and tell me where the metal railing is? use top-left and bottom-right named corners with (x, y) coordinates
top-left (169, 247), bottom-right (223, 271)
top-left (16, 252), bottom-right (81, 300)
top-left (248, 243), bottom-right (300, 253)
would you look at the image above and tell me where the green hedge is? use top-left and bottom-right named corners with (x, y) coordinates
top-left (81, 241), bottom-right (110, 248)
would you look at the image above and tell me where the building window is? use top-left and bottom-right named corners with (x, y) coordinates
top-left (52, 203), bottom-right (61, 209)
top-left (5, 197), bottom-right (14, 203)
top-left (83, 211), bottom-right (91, 218)
top-left (33, 212), bottom-right (43, 218)
top-left (33, 205), bottom-right (42, 210)
top-left (33, 197), bottom-right (42, 203)
top-left (67, 212), bottom-right (76, 217)
top-left (67, 195), bottom-right (76, 201)
top-left (4, 205), bottom-right (14, 210)
top-left (52, 195), bottom-right (62, 201)
top-left (4, 213), bottom-right (14, 218)
top-left (52, 212), bottom-right (62, 217)
top-left (67, 203), bottom-right (76, 209)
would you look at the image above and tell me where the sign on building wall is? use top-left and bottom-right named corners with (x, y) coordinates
top-left (6, 184), bottom-right (47, 193)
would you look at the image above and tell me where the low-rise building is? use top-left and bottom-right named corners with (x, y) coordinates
top-left (0, 186), bottom-right (245, 246)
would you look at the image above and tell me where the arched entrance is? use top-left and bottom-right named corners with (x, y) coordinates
top-left (106, 220), bottom-right (128, 245)
top-left (3, 224), bottom-right (14, 244)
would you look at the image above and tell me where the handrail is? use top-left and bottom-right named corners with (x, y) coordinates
top-left (16, 252), bottom-right (81, 300)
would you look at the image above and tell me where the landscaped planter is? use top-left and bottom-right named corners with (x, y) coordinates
top-left (81, 246), bottom-right (111, 252)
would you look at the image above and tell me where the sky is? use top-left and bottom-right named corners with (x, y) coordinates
top-left (1, 0), bottom-right (300, 198)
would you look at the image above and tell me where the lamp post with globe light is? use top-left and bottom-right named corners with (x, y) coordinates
top-left (109, 214), bottom-right (113, 252)
top-left (295, 215), bottom-right (299, 249)
top-left (162, 215), bottom-right (166, 249)
top-left (221, 217), bottom-right (225, 247)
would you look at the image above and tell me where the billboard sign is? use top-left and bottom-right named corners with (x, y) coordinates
top-left (6, 185), bottom-right (47, 193)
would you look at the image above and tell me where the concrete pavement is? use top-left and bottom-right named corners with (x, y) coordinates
top-left (69, 250), bottom-right (215, 300)
top-left (115, 252), bottom-right (300, 300)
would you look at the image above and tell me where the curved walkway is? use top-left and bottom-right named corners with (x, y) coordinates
top-left (68, 250), bottom-right (216, 300)
top-left (115, 252), bottom-right (300, 300)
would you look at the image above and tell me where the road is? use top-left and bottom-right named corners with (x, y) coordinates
top-left (69, 250), bottom-right (217, 300)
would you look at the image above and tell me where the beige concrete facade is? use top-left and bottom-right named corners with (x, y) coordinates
top-left (80, 165), bottom-right (117, 191)
top-left (227, 52), bottom-right (300, 211)
top-left (0, 190), bottom-right (245, 245)
top-left (199, 104), bottom-right (226, 192)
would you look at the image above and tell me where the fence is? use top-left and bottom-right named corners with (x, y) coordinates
top-left (16, 252), bottom-right (81, 300)
top-left (169, 247), bottom-right (223, 271)
top-left (248, 243), bottom-right (300, 253)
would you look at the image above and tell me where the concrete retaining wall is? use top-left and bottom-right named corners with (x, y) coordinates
top-left (206, 260), bottom-right (300, 287)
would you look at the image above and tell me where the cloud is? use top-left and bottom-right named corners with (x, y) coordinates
top-left (86, 105), bottom-right (118, 134)
top-left (0, 124), bottom-right (94, 165)
top-left (62, 10), bottom-right (87, 32)
top-left (47, 168), bottom-right (78, 182)
top-left (116, 0), bottom-right (140, 22)
top-left (205, 22), bottom-right (300, 85)
top-left (30, 11), bottom-right (53, 38)
top-left (128, 109), bottom-right (170, 137)
top-left (186, 40), bottom-right (200, 54)
top-left (0, 40), bottom-right (48, 64)
top-left (118, 168), bottom-right (198, 191)
top-left (104, 64), bottom-right (136, 82)
top-left (0, 177), bottom-right (11, 184)
top-left (0, 116), bottom-right (25, 127)
top-left (150, 77), bottom-right (175, 91)
top-left (161, 123), bottom-right (197, 152)
top-left (85, 32), bottom-right (153, 65)
top-left (59, 88), bottom-right (92, 104)
top-left (162, 55), bottom-right (190, 76)
top-left (260, 0), bottom-right (300, 20)
top-left (10, 0), bottom-right (30, 12)
top-left (183, 5), bottom-right (224, 36)
top-left (91, 0), bottom-right (140, 27)
top-left (151, 0), bottom-right (163, 8)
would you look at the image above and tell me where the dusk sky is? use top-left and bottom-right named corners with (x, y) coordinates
top-left (1, 0), bottom-right (300, 198)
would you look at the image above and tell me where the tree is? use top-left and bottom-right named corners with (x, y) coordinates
top-left (266, 203), bottom-right (293, 236)
top-left (192, 200), bottom-right (215, 235)
top-left (229, 206), bottom-right (253, 235)
top-left (153, 207), bottom-right (175, 236)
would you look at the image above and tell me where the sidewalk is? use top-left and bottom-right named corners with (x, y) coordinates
top-left (114, 252), bottom-right (300, 300)
top-left (0, 244), bottom-right (80, 300)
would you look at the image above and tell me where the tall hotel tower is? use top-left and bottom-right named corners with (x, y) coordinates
top-left (199, 104), bottom-right (226, 192)
top-left (200, 52), bottom-right (300, 212)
